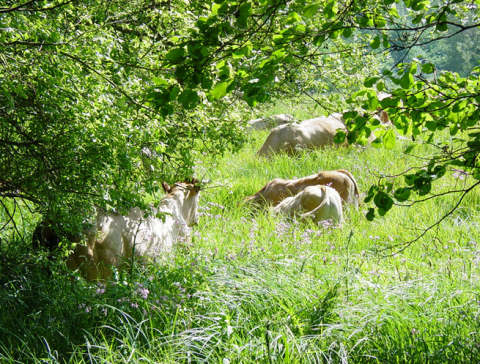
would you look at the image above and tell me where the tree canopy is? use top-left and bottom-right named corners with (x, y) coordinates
top-left (1, 0), bottom-right (480, 236)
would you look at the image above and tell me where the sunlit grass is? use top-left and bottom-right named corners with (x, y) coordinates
top-left (2, 119), bottom-right (480, 363)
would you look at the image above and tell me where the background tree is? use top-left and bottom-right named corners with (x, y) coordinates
top-left (1, 0), bottom-right (479, 239)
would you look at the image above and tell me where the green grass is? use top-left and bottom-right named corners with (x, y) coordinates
top-left (2, 120), bottom-right (480, 363)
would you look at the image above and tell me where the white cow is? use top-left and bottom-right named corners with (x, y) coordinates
top-left (273, 185), bottom-right (343, 225)
top-left (66, 178), bottom-right (201, 280)
top-left (256, 115), bottom-right (347, 157)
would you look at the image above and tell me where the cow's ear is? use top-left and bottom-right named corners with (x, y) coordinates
top-left (162, 182), bottom-right (171, 193)
top-left (184, 183), bottom-right (199, 193)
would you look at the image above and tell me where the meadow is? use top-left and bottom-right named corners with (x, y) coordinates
top-left (1, 107), bottom-right (480, 363)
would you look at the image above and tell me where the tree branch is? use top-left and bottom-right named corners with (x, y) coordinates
top-left (381, 180), bottom-right (480, 255)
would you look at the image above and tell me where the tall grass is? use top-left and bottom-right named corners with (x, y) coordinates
top-left (2, 120), bottom-right (480, 363)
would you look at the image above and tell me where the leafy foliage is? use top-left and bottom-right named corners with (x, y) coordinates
top-left (1, 0), bottom-right (480, 234)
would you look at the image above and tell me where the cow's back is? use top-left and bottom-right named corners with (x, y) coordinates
top-left (247, 114), bottom-right (294, 131)
top-left (315, 169), bottom-right (359, 208)
top-left (256, 123), bottom-right (299, 156)
top-left (257, 117), bottom-right (346, 157)
top-left (298, 117), bottom-right (345, 149)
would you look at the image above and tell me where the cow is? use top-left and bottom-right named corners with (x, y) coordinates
top-left (244, 169), bottom-right (359, 209)
top-left (273, 185), bottom-right (343, 225)
top-left (256, 115), bottom-right (347, 157)
top-left (255, 106), bottom-right (392, 157)
top-left (247, 114), bottom-right (295, 131)
top-left (34, 178), bottom-right (202, 281)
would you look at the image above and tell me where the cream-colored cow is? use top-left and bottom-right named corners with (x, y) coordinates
top-left (52, 179), bottom-right (202, 280)
top-left (244, 169), bottom-right (359, 209)
top-left (273, 185), bottom-right (343, 225)
top-left (256, 115), bottom-right (347, 157)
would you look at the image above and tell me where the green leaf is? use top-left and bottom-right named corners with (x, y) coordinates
top-left (366, 208), bottom-right (375, 221)
top-left (347, 131), bottom-right (357, 145)
top-left (169, 86), bottom-right (180, 101)
top-left (404, 144), bottom-right (416, 154)
top-left (334, 130), bottom-right (347, 144)
top-left (371, 137), bottom-right (383, 148)
top-left (208, 82), bottom-right (229, 102)
top-left (292, 23), bottom-right (306, 33)
top-left (352, 89), bottom-right (368, 99)
top-left (400, 72), bottom-right (414, 89)
top-left (202, 76), bottom-right (213, 90)
top-left (405, 174), bottom-right (418, 186)
top-left (325, 1), bottom-right (338, 19)
top-left (364, 187), bottom-right (376, 204)
top-left (410, 0), bottom-right (424, 11)
top-left (436, 22), bottom-right (448, 32)
top-left (153, 77), bottom-right (168, 86)
top-left (178, 90), bottom-right (199, 109)
top-left (374, 191), bottom-right (393, 211)
top-left (160, 105), bottom-right (173, 118)
top-left (378, 208), bottom-right (388, 216)
top-left (342, 27), bottom-right (353, 38)
top-left (313, 35), bottom-right (325, 46)
top-left (432, 165), bottom-right (446, 179)
top-left (409, 62), bottom-right (418, 74)
top-left (425, 120), bottom-right (436, 131)
top-left (366, 95), bottom-right (379, 111)
top-left (394, 187), bottom-right (411, 202)
top-left (370, 36), bottom-right (380, 49)
top-left (304, 4), bottom-right (319, 18)
top-left (237, 3), bottom-right (252, 28)
top-left (374, 15), bottom-right (387, 28)
top-left (343, 111), bottom-right (357, 120)
top-left (382, 34), bottom-right (390, 48)
top-left (232, 49), bottom-right (245, 59)
top-left (450, 122), bottom-right (459, 136)
top-left (175, 66), bottom-right (188, 80)
top-left (414, 176), bottom-right (432, 196)
top-left (270, 49), bottom-right (286, 60)
top-left (384, 129), bottom-right (396, 149)
top-left (165, 48), bottom-right (185, 64)
top-left (329, 29), bottom-right (341, 39)
top-left (412, 14), bottom-right (423, 24)
top-left (364, 77), bottom-right (379, 87)
top-left (388, 6), bottom-right (399, 17)
top-left (286, 12), bottom-right (302, 24)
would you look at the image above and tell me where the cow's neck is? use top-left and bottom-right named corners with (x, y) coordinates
top-left (163, 189), bottom-right (187, 208)
top-left (163, 188), bottom-right (194, 223)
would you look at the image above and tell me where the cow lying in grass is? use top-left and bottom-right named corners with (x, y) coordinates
top-left (273, 185), bottom-right (343, 225)
top-left (34, 178), bottom-right (202, 281)
top-left (256, 115), bottom-right (346, 157)
top-left (256, 106), bottom-right (392, 157)
top-left (244, 169), bottom-right (359, 209)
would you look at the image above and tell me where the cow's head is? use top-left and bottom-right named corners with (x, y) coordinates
top-left (162, 177), bottom-right (202, 226)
